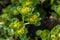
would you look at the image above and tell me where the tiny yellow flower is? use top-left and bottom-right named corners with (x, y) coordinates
top-left (29, 18), bottom-right (34, 23)
top-left (51, 34), bottom-right (58, 40)
top-left (14, 22), bottom-right (21, 29)
top-left (33, 15), bottom-right (38, 20)
top-left (17, 29), bottom-right (24, 35)
top-left (21, 7), bottom-right (31, 15)
top-left (58, 33), bottom-right (60, 37)
top-left (32, 15), bottom-right (38, 22)
top-left (29, 15), bottom-right (38, 23)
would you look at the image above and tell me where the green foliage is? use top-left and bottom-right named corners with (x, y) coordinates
top-left (51, 0), bottom-right (60, 20)
top-left (36, 30), bottom-right (50, 40)
top-left (50, 25), bottom-right (60, 40)
top-left (0, 0), bottom-right (60, 40)
top-left (0, 25), bottom-right (14, 39)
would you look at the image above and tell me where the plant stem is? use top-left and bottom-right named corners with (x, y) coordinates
top-left (57, 15), bottom-right (60, 21)
top-left (25, 23), bottom-right (30, 25)
top-left (22, 15), bottom-right (24, 23)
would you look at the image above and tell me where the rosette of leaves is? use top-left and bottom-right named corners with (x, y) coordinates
top-left (0, 25), bottom-right (14, 40)
top-left (14, 26), bottom-right (28, 40)
top-left (36, 30), bottom-right (50, 40)
top-left (17, 6), bottom-right (35, 24)
top-left (19, 0), bottom-right (40, 7)
top-left (9, 20), bottom-right (28, 39)
top-left (9, 6), bottom-right (19, 16)
top-left (50, 25), bottom-right (60, 40)
top-left (3, 5), bottom-right (19, 16)
top-left (0, 13), bottom-right (12, 26)
top-left (17, 6), bottom-right (32, 16)
top-left (0, 13), bottom-right (11, 21)
top-left (15, 27), bottom-right (28, 36)
top-left (28, 13), bottom-right (41, 26)
top-left (3, 5), bottom-right (11, 13)
top-left (9, 21), bottom-right (24, 30)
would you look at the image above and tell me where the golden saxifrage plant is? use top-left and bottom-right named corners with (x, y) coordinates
top-left (0, 0), bottom-right (60, 40)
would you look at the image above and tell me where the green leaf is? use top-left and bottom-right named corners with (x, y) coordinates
top-left (36, 30), bottom-right (42, 36)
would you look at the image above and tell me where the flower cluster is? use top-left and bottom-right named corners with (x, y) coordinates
top-left (51, 25), bottom-right (60, 40)
top-left (29, 15), bottom-right (38, 24)
top-left (9, 21), bottom-right (21, 30)
top-left (20, 7), bottom-right (31, 15)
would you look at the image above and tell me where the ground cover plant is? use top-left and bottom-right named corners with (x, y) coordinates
top-left (0, 0), bottom-right (60, 40)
